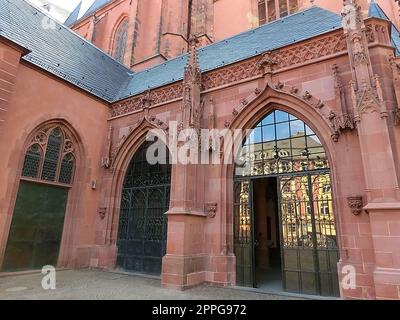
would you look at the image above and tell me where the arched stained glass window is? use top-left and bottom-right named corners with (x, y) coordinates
top-left (236, 110), bottom-right (329, 177)
top-left (21, 143), bottom-right (43, 178)
top-left (42, 128), bottom-right (62, 181)
top-left (113, 19), bottom-right (129, 63)
top-left (59, 153), bottom-right (75, 185)
top-left (21, 126), bottom-right (76, 185)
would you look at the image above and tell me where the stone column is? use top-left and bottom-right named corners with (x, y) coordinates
top-left (162, 36), bottom-right (209, 289)
top-left (343, 0), bottom-right (400, 299)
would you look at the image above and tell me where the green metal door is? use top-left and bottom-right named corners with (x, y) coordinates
top-left (2, 181), bottom-right (68, 272)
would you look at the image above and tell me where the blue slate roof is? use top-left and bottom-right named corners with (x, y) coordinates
top-left (2, 1), bottom-right (399, 105)
top-left (368, 1), bottom-right (400, 55)
top-left (0, 0), bottom-right (133, 102)
top-left (115, 6), bottom-right (343, 101)
top-left (64, 1), bottom-right (82, 26)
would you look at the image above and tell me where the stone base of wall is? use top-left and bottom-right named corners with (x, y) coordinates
top-left (75, 245), bottom-right (117, 270)
top-left (374, 267), bottom-right (400, 299)
top-left (161, 254), bottom-right (236, 290)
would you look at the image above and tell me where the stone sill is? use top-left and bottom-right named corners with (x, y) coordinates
top-left (364, 202), bottom-right (400, 211)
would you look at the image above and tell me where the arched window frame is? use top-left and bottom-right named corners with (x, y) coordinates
top-left (21, 126), bottom-right (76, 186)
top-left (112, 18), bottom-right (129, 63)
top-left (236, 109), bottom-right (329, 177)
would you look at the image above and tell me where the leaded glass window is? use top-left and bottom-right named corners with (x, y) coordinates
top-left (41, 128), bottom-right (62, 181)
top-left (59, 153), bottom-right (75, 185)
top-left (21, 126), bottom-right (76, 186)
top-left (236, 110), bottom-right (329, 177)
top-left (21, 144), bottom-right (42, 178)
top-left (113, 19), bottom-right (129, 63)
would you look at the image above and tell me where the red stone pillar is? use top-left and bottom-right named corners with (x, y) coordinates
top-left (161, 36), bottom-right (210, 289)
top-left (343, 1), bottom-right (400, 299)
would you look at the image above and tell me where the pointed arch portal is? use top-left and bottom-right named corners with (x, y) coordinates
top-left (234, 109), bottom-right (340, 297)
top-left (2, 125), bottom-right (76, 272)
top-left (116, 140), bottom-right (171, 275)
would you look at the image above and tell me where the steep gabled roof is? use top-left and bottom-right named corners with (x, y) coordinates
top-left (3, 1), bottom-right (398, 105)
top-left (0, 0), bottom-right (133, 102)
top-left (368, 1), bottom-right (400, 55)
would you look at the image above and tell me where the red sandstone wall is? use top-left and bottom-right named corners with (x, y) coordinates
top-left (0, 40), bottom-right (23, 137)
top-left (0, 54), bottom-right (110, 269)
top-left (106, 52), bottom-right (374, 296)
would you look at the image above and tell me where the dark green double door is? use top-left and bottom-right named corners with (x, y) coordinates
top-left (2, 181), bottom-right (68, 272)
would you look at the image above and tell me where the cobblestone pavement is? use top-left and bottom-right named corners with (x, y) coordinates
top-left (0, 270), bottom-right (300, 300)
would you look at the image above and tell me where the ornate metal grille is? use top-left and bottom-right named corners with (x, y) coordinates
top-left (236, 110), bottom-right (329, 177)
top-left (117, 140), bottom-right (171, 275)
top-left (234, 180), bottom-right (254, 287)
top-left (234, 110), bottom-right (339, 297)
top-left (21, 126), bottom-right (76, 185)
top-left (279, 173), bottom-right (339, 296)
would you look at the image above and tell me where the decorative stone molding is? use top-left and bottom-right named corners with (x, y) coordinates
top-left (112, 83), bottom-right (183, 117)
top-left (101, 125), bottom-right (113, 169)
top-left (180, 35), bottom-right (202, 132)
top-left (110, 20), bottom-right (388, 119)
top-left (206, 202), bottom-right (218, 218)
top-left (351, 79), bottom-right (388, 122)
top-left (329, 64), bottom-right (355, 142)
top-left (389, 55), bottom-right (400, 126)
top-left (109, 91), bottom-right (169, 165)
top-left (347, 196), bottom-right (363, 215)
top-left (329, 111), bottom-right (355, 142)
top-left (225, 79), bottom-right (339, 141)
top-left (257, 51), bottom-right (277, 76)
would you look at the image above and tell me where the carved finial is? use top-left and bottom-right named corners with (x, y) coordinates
top-left (141, 90), bottom-right (152, 108)
top-left (182, 35), bottom-right (202, 131)
top-left (184, 35), bottom-right (201, 86)
top-left (373, 74), bottom-right (383, 102)
top-left (258, 51), bottom-right (277, 76)
top-left (341, 0), bottom-right (363, 32)
top-left (332, 64), bottom-right (343, 89)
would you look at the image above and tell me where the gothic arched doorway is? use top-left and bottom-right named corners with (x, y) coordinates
top-left (116, 140), bottom-right (171, 275)
top-left (234, 109), bottom-right (340, 297)
top-left (2, 126), bottom-right (76, 272)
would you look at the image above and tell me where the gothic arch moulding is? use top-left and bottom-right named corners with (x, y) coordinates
top-left (225, 80), bottom-right (340, 151)
top-left (104, 112), bottom-right (170, 246)
top-left (0, 118), bottom-right (86, 269)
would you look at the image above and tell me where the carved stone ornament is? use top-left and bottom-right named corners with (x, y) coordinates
top-left (99, 207), bottom-right (107, 220)
top-left (347, 196), bottom-right (363, 215)
top-left (206, 202), bottom-right (218, 218)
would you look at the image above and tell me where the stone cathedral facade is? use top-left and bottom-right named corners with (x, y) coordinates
top-left (1, 0), bottom-right (400, 300)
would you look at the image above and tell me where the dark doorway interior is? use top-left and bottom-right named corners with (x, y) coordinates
top-left (253, 178), bottom-right (282, 292)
